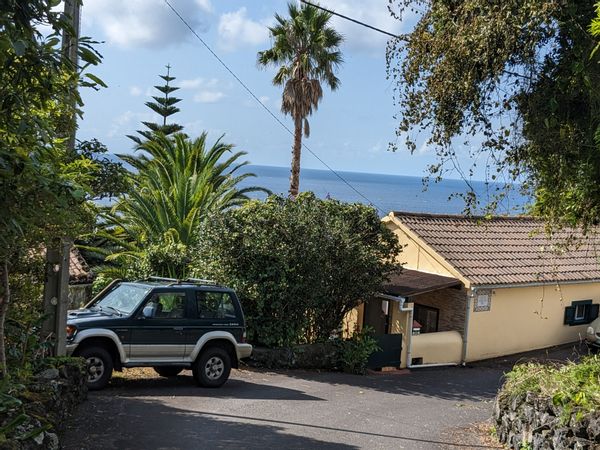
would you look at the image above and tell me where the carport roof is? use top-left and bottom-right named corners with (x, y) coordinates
top-left (383, 268), bottom-right (462, 297)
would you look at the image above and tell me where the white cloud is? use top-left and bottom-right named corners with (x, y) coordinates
top-left (108, 110), bottom-right (154, 137)
top-left (129, 86), bottom-right (142, 96)
top-left (322, 0), bottom-right (410, 53)
top-left (179, 77), bottom-right (218, 90)
top-left (178, 77), bottom-right (225, 103)
top-left (83, 0), bottom-right (213, 49)
top-left (194, 91), bottom-right (225, 103)
top-left (217, 7), bottom-right (270, 52)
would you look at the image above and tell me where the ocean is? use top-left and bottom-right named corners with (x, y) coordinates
top-left (238, 165), bottom-right (528, 216)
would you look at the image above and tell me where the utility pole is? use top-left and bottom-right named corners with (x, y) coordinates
top-left (42, 0), bottom-right (81, 356)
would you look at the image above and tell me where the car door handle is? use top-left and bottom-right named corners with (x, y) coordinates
top-left (173, 327), bottom-right (184, 331)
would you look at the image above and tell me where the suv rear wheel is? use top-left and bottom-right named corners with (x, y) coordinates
top-left (153, 366), bottom-right (185, 377)
top-left (193, 347), bottom-right (231, 388)
top-left (78, 346), bottom-right (114, 390)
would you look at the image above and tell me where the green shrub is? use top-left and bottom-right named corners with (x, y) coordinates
top-left (499, 355), bottom-right (600, 422)
top-left (336, 326), bottom-right (380, 375)
top-left (194, 193), bottom-right (401, 347)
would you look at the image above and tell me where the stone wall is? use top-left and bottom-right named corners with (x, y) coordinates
top-left (0, 358), bottom-right (87, 450)
top-left (494, 391), bottom-right (600, 449)
top-left (249, 342), bottom-right (339, 370)
top-left (410, 287), bottom-right (467, 334)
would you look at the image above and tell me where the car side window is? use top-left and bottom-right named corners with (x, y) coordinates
top-left (196, 292), bottom-right (237, 319)
top-left (144, 293), bottom-right (186, 319)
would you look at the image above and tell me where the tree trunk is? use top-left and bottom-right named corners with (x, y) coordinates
top-left (0, 260), bottom-right (9, 378)
top-left (289, 116), bottom-right (303, 198)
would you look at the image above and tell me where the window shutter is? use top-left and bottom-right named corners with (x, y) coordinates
top-left (564, 306), bottom-right (576, 325)
top-left (589, 303), bottom-right (600, 322)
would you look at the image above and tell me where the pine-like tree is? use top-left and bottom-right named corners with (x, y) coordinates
top-left (127, 64), bottom-right (183, 145)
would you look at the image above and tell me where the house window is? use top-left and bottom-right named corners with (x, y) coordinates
top-left (413, 304), bottom-right (439, 333)
top-left (564, 300), bottom-right (599, 326)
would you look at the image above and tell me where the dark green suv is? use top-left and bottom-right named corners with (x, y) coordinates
top-left (65, 278), bottom-right (252, 390)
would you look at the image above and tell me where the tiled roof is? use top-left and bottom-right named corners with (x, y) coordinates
top-left (383, 268), bottom-right (462, 297)
top-left (392, 212), bottom-right (600, 286)
top-left (69, 247), bottom-right (93, 284)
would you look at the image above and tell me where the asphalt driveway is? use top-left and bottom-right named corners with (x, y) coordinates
top-left (62, 344), bottom-right (585, 450)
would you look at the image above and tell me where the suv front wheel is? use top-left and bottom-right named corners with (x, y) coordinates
top-left (193, 347), bottom-right (231, 388)
top-left (78, 346), bottom-right (114, 390)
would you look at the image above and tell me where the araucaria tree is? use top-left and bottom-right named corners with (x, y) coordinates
top-left (90, 70), bottom-right (267, 280)
top-left (258, 2), bottom-right (343, 198)
top-left (386, 1), bottom-right (600, 228)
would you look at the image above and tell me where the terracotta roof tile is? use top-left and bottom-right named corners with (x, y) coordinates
top-left (69, 247), bottom-right (93, 284)
top-left (393, 212), bottom-right (600, 286)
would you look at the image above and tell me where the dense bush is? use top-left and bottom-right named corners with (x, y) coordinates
top-left (336, 327), bottom-right (380, 375)
top-left (194, 193), bottom-right (401, 347)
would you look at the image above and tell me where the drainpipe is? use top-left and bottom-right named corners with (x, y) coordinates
top-left (461, 288), bottom-right (473, 366)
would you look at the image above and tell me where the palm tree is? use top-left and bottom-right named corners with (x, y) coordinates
top-left (258, 2), bottom-right (343, 198)
top-left (87, 132), bottom-right (267, 278)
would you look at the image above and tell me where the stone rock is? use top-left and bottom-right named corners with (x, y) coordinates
top-left (36, 368), bottom-right (59, 381)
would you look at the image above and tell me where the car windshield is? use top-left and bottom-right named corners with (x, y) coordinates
top-left (94, 283), bottom-right (152, 315)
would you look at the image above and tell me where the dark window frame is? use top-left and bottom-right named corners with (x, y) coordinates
top-left (413, 303), bottom-right (440, 333)
top-left (564, 300), bottom-right (599, 326)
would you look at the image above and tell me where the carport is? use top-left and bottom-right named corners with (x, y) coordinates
top-left (362, 269), bottom-right (466, 369)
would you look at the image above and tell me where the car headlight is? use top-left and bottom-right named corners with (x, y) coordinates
top-left (66, 325), bottom-right (77, 339)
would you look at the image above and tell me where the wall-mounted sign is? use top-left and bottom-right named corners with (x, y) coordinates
top-left (474, 289), bottom-right (492, 312)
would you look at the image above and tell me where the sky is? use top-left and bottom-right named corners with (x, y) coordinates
top-left (76, 0), bottom-right (457, 178)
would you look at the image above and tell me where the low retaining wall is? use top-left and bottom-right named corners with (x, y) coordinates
top-left (494, 391), bottom-right (600, 449)
top-left (0, 358), bottom-right (87, 450)
top-left (249, 342), bottom-right (339, 370)
top-left (411, 331), bottom-right (462, 365)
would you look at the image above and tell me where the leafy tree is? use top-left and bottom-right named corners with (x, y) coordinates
top-left (258, 3), bottom-right (343, 198)
top-left (0, 0), bottom-right (104, 376)
top-left (127, 65), bottom-right (183, 146)
top-left (194, 193), bottom-right (401, 347)
top-left (386, 1), bottom-right (600, 228)
top-left (91, 132), bottom-right (267, 280)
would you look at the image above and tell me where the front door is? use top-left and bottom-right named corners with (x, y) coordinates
top-left (129, 291), bottom-right (188, 362)
top-left (363, 298), bottom-right (390, 334)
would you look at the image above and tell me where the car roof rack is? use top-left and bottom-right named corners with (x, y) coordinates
top-left (146, 276), bottom-right (218, 286)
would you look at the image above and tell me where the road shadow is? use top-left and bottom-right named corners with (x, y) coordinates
top-left (104, 374), bottom-right (325, 401)
top-left (63, 396), bottom-right (502, 449)
top-left (261, 342), bottom-right (589, 403)
top-left (62, 396), bottom-right (355, 450)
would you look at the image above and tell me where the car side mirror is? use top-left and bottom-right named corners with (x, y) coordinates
top-left (141, 305), bottom-right (154, 319)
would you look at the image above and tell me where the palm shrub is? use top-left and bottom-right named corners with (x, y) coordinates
top-left (88, 132), bottom-right (266, 280)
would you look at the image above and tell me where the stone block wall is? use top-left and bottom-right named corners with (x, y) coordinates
top-left (494, 391), bottom-right (600, 449)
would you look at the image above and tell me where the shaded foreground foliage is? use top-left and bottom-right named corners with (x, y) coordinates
top-left (195, 193), bottom-right (401, 347)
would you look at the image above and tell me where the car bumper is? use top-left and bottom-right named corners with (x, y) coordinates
top-left (66, 342), bottom-right (78, 355)
top-left (236, 343), bottom-right (252, 360)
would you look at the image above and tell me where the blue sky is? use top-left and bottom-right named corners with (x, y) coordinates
top-left (77, 0), bottom-right (459, 178)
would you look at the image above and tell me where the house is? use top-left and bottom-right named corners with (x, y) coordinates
top-left (68, 247), bottom-right (94, 307)
top-left (349, 212), bottom-right (600, 369)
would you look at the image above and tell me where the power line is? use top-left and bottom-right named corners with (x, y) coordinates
top-left (300, 0), bottom-right (404, 40)
top-left (163, 0), bottom-right (385, 213)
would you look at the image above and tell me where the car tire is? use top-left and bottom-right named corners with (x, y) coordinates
top-left (193, 347), bottom-right (231, 388)
top-left (78, 346), bottom-right (114, 391)
top-left (153, 366), bottom-right (185, 377)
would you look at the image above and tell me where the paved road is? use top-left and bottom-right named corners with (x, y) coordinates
top-left (62, 344), bottom-right (585, 450)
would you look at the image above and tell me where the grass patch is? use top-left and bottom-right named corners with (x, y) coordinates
top-left (499, 355), bottom-right (600, 421)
